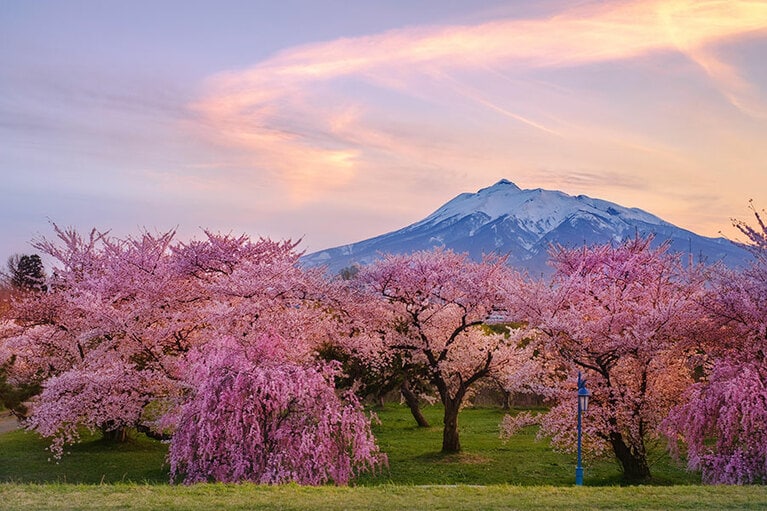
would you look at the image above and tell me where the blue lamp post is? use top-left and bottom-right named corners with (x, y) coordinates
top-left (576, 372), bottom-right (591, 486)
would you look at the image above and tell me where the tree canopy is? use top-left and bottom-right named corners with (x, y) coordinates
top-left (507, 237), bottom-right (707, 482)
top-left (4, 221), bottom-right (767, 486)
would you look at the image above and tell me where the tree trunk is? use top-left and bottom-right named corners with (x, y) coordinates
top-left (136, 423), bottom-right (172, 441)
top-left (502, 390), bottom-right (512, 410)
top-left (610, 431), bottom-right (651, 482)
top-left (101, 426), bottom-right (128, 443)
top-left (442, 398), bottom-right (461, 453)
top-left (494, 379), bottom-right (511, 410)
top-left (400, 379), bottom-right (430, 428)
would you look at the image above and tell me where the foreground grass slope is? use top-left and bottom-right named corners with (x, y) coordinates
top-left (3, 484), bottom-right (767, 511)
top-left (3, 405), bottom-right (764, 510)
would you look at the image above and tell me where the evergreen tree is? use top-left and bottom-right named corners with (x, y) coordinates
top-left (5, 254), bottom-right (47, 293)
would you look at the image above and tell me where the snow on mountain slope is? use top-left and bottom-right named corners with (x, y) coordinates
top-left (302, 179), bottom-right (750, 274)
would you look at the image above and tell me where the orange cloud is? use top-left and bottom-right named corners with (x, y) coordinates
top-left (191, 0), bottom-right (767, 203)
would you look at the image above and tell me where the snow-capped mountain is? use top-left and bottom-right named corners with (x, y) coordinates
top-left (302, 179), bottom-right (750, 274)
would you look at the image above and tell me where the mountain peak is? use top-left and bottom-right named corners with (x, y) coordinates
top-left (303, 179), bottom-right (751, 274)
top-left (426, 181), bottom-right (668, 230)
top-left (479, 178), bottom-right (520, 192)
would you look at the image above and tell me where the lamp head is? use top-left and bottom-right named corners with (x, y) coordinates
top-left (578, 385), bottom-right (591, 412)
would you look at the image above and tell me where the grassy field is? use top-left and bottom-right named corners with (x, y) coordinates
top-left (1, 405), bottom-right (766, 510)
top-left (3, 484), bottom-right (767, 511)
top-left (0, 405), bottom-right (697, 486)
top-left (357, 405), bottom-right (699, 486)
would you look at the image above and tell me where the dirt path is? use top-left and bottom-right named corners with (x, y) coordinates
top-left (0, 411), bottom-right (20, 434)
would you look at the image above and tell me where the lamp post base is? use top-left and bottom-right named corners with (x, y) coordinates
top-left (575, 466), bottom-right (584, 486)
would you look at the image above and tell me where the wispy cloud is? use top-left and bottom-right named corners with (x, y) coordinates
top-left (191, 0), bottom-right (767, 203)
top-left (533, 168), bottom-right (651, 192)
top-left (657, 1), bottom-right (767, 117)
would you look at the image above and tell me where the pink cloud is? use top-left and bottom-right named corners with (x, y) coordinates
top-left (187, 0), bottom-right (767, 234)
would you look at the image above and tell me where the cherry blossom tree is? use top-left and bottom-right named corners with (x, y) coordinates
top-left (170, 231), bottom-right (335, 363)
top-left (510, 237), bottom-right (706, 482)
top-left (316, 283), bottom-right (436, 427)
top-left (664, 205), bottom-right (767, 484)
top-left (0, 290), bottom-right (41, 419)
top-left (25, 359), bottom-right (175, 457)
top-left (1, 224), bottom-right (380, 484)
top-left (168, 335), bottom-right (385, 485)
top-left (317, 340), bottom-right (434, 427)
top-left (0, 226), bottom-right (204, 447)
top-left (354, 249), bottom-right (528, 453)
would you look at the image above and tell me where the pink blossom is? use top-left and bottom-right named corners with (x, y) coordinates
top-left (168, 336), bottom-right (385, 485)
top-left (664, 207), bottom-right (767, 484)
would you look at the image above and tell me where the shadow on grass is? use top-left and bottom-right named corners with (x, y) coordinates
top-left (414, 452), bottom-right (492, 465)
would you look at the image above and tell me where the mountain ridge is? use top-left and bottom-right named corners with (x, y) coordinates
top-left (303, 179), bottom-right (750, 274)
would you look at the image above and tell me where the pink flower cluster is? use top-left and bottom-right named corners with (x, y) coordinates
top-left (168, 336), bottom-right (385, 484)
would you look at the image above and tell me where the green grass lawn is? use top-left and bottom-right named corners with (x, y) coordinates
top-left (357, 404), bottom-right (700, 486)
top-left (0, 404), bottom-right (698, 486)
top-left (1, 404), bottom-right (765, 510)
top-left (0, 428), bottom-right (168, 484)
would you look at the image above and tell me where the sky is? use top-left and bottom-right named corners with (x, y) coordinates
top-left (2, 0), bottom-right (767, 260)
